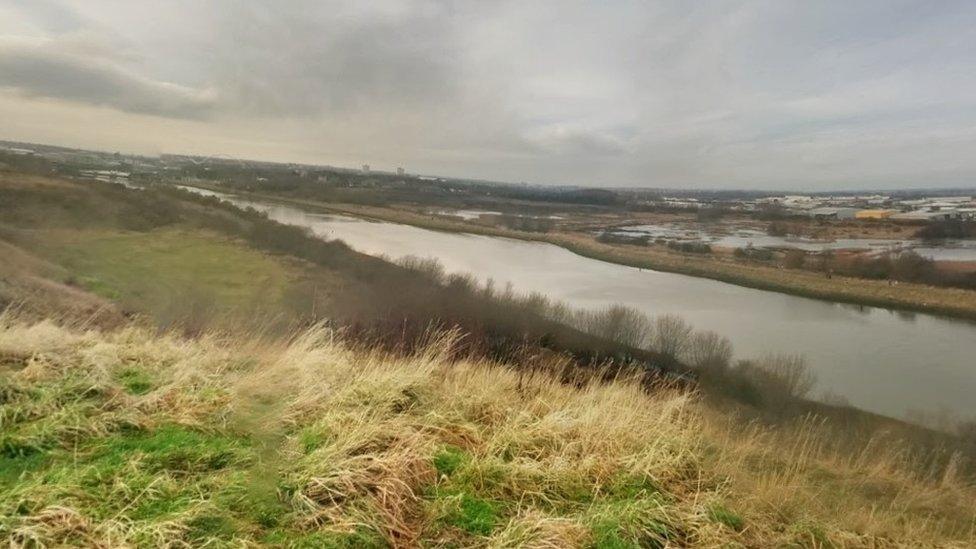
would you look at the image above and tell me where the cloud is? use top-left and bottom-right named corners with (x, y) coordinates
top-left (187, 1), bottom-right (460, 117)
top-left (0, 37), bottom-right (218, 118)
top-left (1, 0), bottom-right (976, 189)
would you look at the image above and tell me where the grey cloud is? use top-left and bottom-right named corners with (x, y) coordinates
top-left (2, 0), bottom-right (976, 189)
top-left (523, 125), bottom-right (630, 157)
top-left (0, 39), bottom-right (217, 118)
top-left (198, 1), bottom-right (459, 117)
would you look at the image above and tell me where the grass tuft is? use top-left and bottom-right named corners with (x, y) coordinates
top-left (433, 445), bottom-right (468, 477)
top-left (707, 503), bottom-right (745, 531)
top-left (117, 368), bottom-right (153, 395)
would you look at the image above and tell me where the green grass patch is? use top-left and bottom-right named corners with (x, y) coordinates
top-left (87, 424), bottom-right (248, 474)
top-left (448, 493), bottom-right (499, 536)
top-left (38, 227), bottom-right (297, 320)
top-left (117, 368), bottom-right (153, 395)
top-left (591, 517), bottom-right (641, 549)
top-left (0, 453), bottom-right (48, 488)
top-left (263, 527), bottom-right (387, 548)
top-left (433, 445), bottom-right (468, 477)
top-left (605, 475), bottom-right (660, 501)
top-left (185, 513), bottom-right (239, 543)
top-left (707, 503), bottom-right (744, 531)
top-left (298, 426), bottom-right (331, 454)
top-left (586, 501), bottom-right (674, 549)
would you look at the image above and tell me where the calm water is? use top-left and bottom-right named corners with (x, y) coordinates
top-left (181, 186), bottom-right (976, 419)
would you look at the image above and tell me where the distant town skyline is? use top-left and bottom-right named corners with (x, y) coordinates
top-left (2, 1), bottom-right (976, 190)
top-left (8, 136), bottom-right (976, 195)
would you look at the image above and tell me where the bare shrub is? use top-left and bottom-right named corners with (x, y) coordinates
top-left (783, 249), bottom-right (806, 269)
top-left (574, 305), bottom-right (651, 349)
top-left (730, 353), bottom-right (817, 413)
top-left (759, 353), bottom-right (816, 399)
top-left (820, 391), bottom-right (851, 407)
top-left (685, 330), bottom-right (733, 371)
top-left (651, 314), bottom-right (693, 360)
top-left (397, 256), bottom-right (445, 283)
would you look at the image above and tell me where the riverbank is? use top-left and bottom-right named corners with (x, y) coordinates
top-left (182, 184), bottom-right (976, 321)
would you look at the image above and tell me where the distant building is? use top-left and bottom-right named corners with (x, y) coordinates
top-left (807, 207), bottom-right (858, 220)
top-left (361, 164), bottom-right (370, 174)
top-left (855, 209), bottom-right (896, 220)
top-left (957, 208), bottom-right (976, 220)
top-left (891, 209), bottom-right (961, 222)
top-left (397, 167), bottom-right (405, 176)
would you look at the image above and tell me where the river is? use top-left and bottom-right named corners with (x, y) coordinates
top-left (181, 186), bottom-right (976, 421)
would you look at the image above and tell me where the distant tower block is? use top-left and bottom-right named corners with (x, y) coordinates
top-left (397, 167), bottom-right (405, 176)
top-left (361, 164), bottom-right (370, 174)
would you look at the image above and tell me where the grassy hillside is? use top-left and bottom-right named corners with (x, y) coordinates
top-left (25, 227), bottom-right (346, 331)
top-left (4, 171), bottom-right (976, 547)
top-left (1, 317), bottom-right (974, 547)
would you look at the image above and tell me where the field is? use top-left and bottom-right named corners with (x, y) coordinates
top-left (5, 226), bottom-right (344, 333)
top-left (37, 228), bottom-right (291, 310)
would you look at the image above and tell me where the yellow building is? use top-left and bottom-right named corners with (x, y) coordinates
top-left (855, 209), bottom-right (896, 220)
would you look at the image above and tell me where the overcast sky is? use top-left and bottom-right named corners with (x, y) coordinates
top-left (1, 1), bottom-right (975, 190)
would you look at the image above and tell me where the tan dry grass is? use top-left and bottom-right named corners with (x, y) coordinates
top-left (0, 315), bottom-right (974, 547)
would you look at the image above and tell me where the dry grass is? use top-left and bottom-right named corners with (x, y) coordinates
top-left (1, 315), bottom-right (974, 547)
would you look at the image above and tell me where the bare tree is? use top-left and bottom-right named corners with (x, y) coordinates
top-left (819, 390), bottom-right (850, 407)
top-left (575, 305), bottom-right (651, 349)
top-left (686, 330), bottom-right (733, 370)
top-left (651, 314), bottom-right (693, 360)
top-left (758, 353), bottom-right (816, 399)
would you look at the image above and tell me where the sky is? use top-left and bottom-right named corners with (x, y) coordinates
top-left (1, 1), bottom-right (975, 190)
